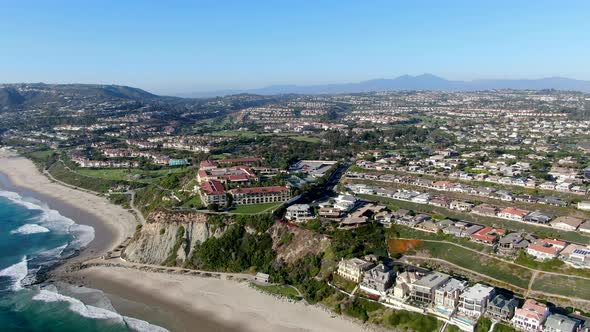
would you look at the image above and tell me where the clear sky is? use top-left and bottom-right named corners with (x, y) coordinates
top-left (1, 0), bottom-right (589, 94)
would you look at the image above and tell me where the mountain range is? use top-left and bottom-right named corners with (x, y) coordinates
top-left (183, 74), bottom-right (590, 97)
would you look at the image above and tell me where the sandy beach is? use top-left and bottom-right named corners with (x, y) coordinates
top-left (76, 266), bottom-right (364, 332)
top-left (0, 149), bottom-right (366, 332)
top-left (0, 149), bottom-right (137, 256)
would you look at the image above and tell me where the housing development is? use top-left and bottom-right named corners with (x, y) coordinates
top-left (1, 84), bottom-right (590, 332)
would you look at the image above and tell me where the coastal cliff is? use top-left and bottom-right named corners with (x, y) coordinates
top-left (124, 210), bottom-right (226, 265)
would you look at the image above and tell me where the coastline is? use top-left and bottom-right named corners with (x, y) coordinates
top-left (0, 150), bottom-right (137, 259)
top-left (0, 149), bottom-right (367, 332)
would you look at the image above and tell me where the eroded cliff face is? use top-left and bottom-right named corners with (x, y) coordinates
top-left (269, 222), bottom-right (331, 264)
top-left (124, 210), bottom-right (225, 265)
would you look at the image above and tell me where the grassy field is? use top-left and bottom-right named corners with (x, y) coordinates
top-left (358, 194), bottom-right (590, 244)
top-left (414, 241), bottom-right (532, 289)
top-left (77, 167), bottom-right (189, 183)
top-left (251, 283), bottom-right (302, 300)
top-left (229, 202), bottom-right (282, 214)
top-left (531, 273), bottom-right (590, 300)
top-left (48, 162), bottom-right (126, 193)
top-left (331, 274), bottom-right (358, 293)
top-left (211, 130), bottom-right (321, 143)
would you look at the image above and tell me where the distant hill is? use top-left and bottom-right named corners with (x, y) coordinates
top-left (185, 74), bottom-right (590, 97)
top-left (0, 83), bottom-right (158, 111)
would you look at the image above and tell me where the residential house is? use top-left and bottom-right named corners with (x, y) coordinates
top-left (337, 258), bottom-right (374, 283)
top-left (458, 284), bottom-right (496, 317)
top-left (360, 264), bottom-right (395, 296)
top-left (392, 271), bottom-right (422, 300)
top-left (470, 227), bottom-right (506, 245)
top-left (523, 211), bottom-right (552, 225)
top-left (433, 278), bottom-right (468, 313)
top-left (526, 239), bottom-right (567, 260)
top-left (450, 200), bottom-right (475, 212)
top-left (472, 204), bottom-right (500, 217)
top-left (486, 294), bottom-right (519, 321)
top-left (411, 272), bottom-right (450, 304)
top-left (497, 232), bottom-right (536, 255)
top-left (544, 313), bottom-right (581, 332)
top-left (430, 197), bottom-right (452, 208)
top-left (511, 299), bottom-right (549, 332)
top-left (498, 207), bottom-right (529, 221)
top-left (285, 204), bottom-right (313, 223)
top-left (551, 216), bottom-right (584, 231)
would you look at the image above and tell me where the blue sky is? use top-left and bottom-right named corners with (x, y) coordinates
top-left (1, 0), bottom-right (589, 94)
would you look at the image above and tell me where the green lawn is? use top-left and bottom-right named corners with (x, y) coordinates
top-left (77, 167), bottom-right (189, 183)
top-left (531, 273), bottom-right (590, 300)
top-left (48, 162), bottom-right (124, 193)
top-left (229, 202), bottom-right (282, 214)
top-left (331, 274), bottom-right (358, 293)
top-left (288, 136), bottom-right (321, 144)
top-left (414, 241), bottom-right (532, 289)
top-left (251, 283), bottom-right (302, 300)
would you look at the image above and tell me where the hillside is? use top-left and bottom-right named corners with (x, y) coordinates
top-left (0, 83), bottom-right (158, 111)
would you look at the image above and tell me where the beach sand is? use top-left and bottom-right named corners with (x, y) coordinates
top-left (0, 149), bottom-right (137, 256)
top-left (76, 266), bottom-right (364, 332)
top-left (0, 149), bottom-right (367, 332)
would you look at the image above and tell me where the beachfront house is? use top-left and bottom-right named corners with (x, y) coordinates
top-left (433, 278), bottom-right (468, 314)
top-left (458, 284), bottom-right (495, 317)
top-left (410, 272), bottom-right (450, 304)
top-left (486, 294), bottom-right (519, 321)
top-left (359, 264), bottom-right (395, 296)
top-left (336, 258), bottom-right (374, 283)
top-left (544, 313), bottom-right (581, 332)
top-left (511, 299), bottom-right (549, 331)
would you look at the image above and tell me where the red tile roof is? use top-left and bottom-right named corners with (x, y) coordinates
top-left (230, 186), bottom-right (288, 194)
top-left (201, 180), bottom-right (225, 195)
top-left (499, 207), bottom-right (529, 217)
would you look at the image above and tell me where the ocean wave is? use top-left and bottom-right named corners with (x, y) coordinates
top-left (33, 289), bottom-right (125, 322)
top-left (10, 224), bottom-right (50, 235)
top-left (0, 190), bottom-right (95, 249)
top-left (0, 256), bottom-right (28, 291)
top-left (33, 288), bottom-right (169, 332)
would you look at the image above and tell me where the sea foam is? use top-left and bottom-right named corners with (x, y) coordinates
top-left (33, 288), bottom-right (170, 332)
top-left (0, 256), bottom-right (28, 291)
top-left (0, 190), bottom-right (95, 248)
top-left (10, 224), bottom-right (50, 235)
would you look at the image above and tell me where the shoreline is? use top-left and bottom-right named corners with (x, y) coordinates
top-left (0, 150), bottom-right (137, 259)
top-left (0, 149), bottom-right (367, 332)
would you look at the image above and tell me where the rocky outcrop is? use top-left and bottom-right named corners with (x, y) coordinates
top-left (270, 222), bottom-right (330, 264)
top-left (124, 210), bottom-right (226, 265)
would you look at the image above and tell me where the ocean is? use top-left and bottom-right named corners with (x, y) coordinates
top-left (0, 189), bottom-right (168, 332)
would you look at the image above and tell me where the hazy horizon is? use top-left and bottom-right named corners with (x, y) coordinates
top-left (2, 1), bottom-right (589, 95)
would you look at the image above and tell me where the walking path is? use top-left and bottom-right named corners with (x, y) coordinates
top-left (399, 238), bottom-right (590, 281)
top-left (402, 255), bottom-right (590, 303)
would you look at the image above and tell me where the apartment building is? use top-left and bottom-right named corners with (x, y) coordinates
top-left (229, 186), bottom-right (290, 205)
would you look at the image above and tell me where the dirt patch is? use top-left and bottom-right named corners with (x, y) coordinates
top-left (387, 239), bottom-right (423, 254)
top-left (269, 222), bottom-right (331, 264)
